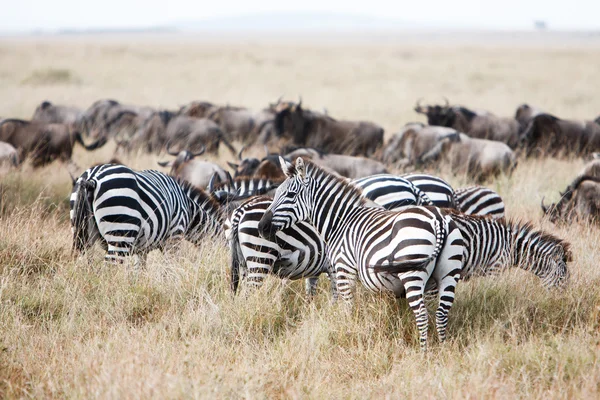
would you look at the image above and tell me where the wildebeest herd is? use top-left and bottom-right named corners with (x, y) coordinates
top-left (3, 96), bottom-right (598, 349)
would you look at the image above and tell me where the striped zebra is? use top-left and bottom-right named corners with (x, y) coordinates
top-left (357, 173), bottom-right (505, 220)
top-left (209, 174), bottom-right (282, 201)
top-left (353, 174), bottom-right (438, 210)
top-left (258, 157), bottom-right (465, 349)
top-left (226, 196), bottom-right (334, 296)
top-left (454, 186), bottom-right (505, 220)
top-left (444, 209), bottom-right (570, 287)
top-left (401, 173), bottom-right (457, 208)
top-left (70, 163), bottom-right (223, 264)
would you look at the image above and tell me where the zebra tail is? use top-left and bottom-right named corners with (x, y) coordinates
top-left (72, 179), bottom-right (96, 255)
top-left (229, 222), bottom-right (245, 294)
top-left (373, 218), bottom-right (448, 274)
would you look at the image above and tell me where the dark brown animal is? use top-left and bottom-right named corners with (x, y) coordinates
top-left (80, 99), bottom-right (154, 140)
top-left (274, 100), bottom-right (384, 156)
top-left (0, 119), bottom-right (105, 167)
top-left (519, 112), bottom-right (600, 157)
top-left (32, 101), bottom-right (82, 127)
top-left (542, 175), bottom-right (600, 224)
top-left (227, 147), bottom-right (286, 180)
top-left (415, 100), bottom-right (520, 148)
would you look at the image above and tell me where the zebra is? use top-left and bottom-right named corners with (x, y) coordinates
top-left (209, 174), bottom-right (282, 202)
top-left (70, 163), bottom-right (224, 264)
top-left (258, 157), bottom-right (465, 349)
top-left (352, 174), bottom-right (437, 210)
top-left (444, 209), bottom-right (570, 287)
top-left (357, 173), bottom-right (506, 220)
top-left (226, 196), bottom-right (334, 296)
top-left (454, 186), bottom-right (505, 220)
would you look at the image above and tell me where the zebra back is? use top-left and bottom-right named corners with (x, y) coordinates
top-left (445, 209), bottom-right (570, 287)
top-left (454, 186), bottom-right (505, 220)
top-left (401, 173), bottom-right (457, 208)
top-left (211, 176), bottom-right (282, 200)
top-left (353, 174), bottom-right (434, 210)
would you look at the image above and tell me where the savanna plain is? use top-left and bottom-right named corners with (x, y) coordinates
top-left (1, 32), bottom-right (600, 398)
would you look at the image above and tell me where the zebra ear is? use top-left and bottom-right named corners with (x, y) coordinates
top-left (279, 156), bottom-right (294, 178)
top-left (295, 157), bottom-right (307, 181)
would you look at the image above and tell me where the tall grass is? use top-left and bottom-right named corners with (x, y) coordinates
top-left (1, 34), bottom-right (600, 398)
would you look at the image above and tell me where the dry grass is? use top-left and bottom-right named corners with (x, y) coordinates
top-left (1, 32), bottom-right (600, 398)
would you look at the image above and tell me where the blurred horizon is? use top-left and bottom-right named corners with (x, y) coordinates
top-left (3, 1), bottom-right (600, 35)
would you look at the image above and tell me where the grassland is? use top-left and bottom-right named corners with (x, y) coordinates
top-left (1, 32), bottom-right (600, 399)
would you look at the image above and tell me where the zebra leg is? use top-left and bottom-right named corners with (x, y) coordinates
top-left (246, 253), bottom-right (276, 290)
top-left (305, 277), bottom-right (319, 297)
top-left (334, 262), bottom-right (357, 303)
top-left (401, 273), bottom-right (428, 350)
top-left (433, 222), bottom-right (464, 343)
top-left (105, 242), bottom-right (130, 264)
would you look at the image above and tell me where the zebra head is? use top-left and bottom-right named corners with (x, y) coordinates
top-left (258, 157), bottom-right (311, 239)
top-left (537, 245), bottom-right (571, 289)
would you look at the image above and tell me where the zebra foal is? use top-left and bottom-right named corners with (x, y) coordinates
top-left (258, 157), bottom-right (465, 349)
top-left (70, 163), bottom-right (223, 264)
top-left (444, 209), bottom-right (570, 287)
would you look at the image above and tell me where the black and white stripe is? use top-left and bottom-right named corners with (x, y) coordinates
top-left (259, 158), bottom-right (465, 349)
top-left (226, 196), bottom-right (333, 296)
top-left (401, 173), bottom-right (457, 208)
top-left (210, 175), bottom-right (282, 200)
top-left (70, 163), bottom-right (223, 264)
top-left (353, 174), bottom-right (435, 210)
top-left (454, 186), bottom-right (505, 220)
top-left (445, 210), bottom-right (570, 287)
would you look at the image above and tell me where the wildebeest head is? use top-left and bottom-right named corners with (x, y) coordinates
top-left (157, 142), bottom-right (206, 173)
top-left (227, 146), bottom-right (285, 179)
top-left (414, 98), bottom-right (455, 126)
top-left (541, 175), bottom-right (600, 223)
top-left (274, 98), bottom-right (304, 141)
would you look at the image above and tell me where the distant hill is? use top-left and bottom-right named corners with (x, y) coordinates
top-left (176, 12), bottom-right (416, 32)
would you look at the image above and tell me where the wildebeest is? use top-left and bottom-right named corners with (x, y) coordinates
top-left (0, 141), bottom-right (19, 168)
top-left (542, 175), bottom-right (600, 224)
top-left (32, 101), bottom-right (82, 127)
top-left (284, 147), bottom-right (388, 179)
top-left (157, 144), bottom-right (230, 189)
top-left (519, 111), bottom-right (600, 157)
top-left (80, 99), bottom-right (154, 140)
top-left (415, 100), bottom-right (520, 148)
top-left (273, 100), bottom-right (384, 156)
top-left (0, 119), bottom-right (106, 167)
top-left (381, 123), bottom-right (458, 165)
top-left (419, 131), bottom-right (517, 182)
top-left (228, 147), bottom-right (285, 179)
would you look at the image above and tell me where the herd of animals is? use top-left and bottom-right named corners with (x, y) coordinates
top-left (3, 96), bottom-right (600, 349)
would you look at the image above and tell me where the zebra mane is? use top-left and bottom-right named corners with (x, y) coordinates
top-left (176, 178), bottom-right (223, 216)
top-left (303, 160), bottom-right (367, 206)
top-left (211, 175), bottom-right (284, 192)
top-left (506, 219), bottom-right (572, 261)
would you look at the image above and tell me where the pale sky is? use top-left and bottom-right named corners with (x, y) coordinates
top-left (2, 0), bottom-right (599, 32)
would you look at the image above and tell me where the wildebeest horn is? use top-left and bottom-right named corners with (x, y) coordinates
top-left (415, 98), bottom-right (423, 110)
top-left (192, 144), bottom-right (206, 158)
top-left (157, 160), bottom-right (170, 167)
top-left (238, 146), bottom-right (246, 161)
top-left (541, 196), bottom-right (548, 213)
top-left (264, 145), bottom-right (270, 157)
top-left (208, 172), bottom-right (221, 192)
top-left (443, 97), bottom-right (449, 108)
top-left (297, 96), bottom-right (302, 108)
top-left (166, 141), bottom-right (179, 156)
top-left (227, 161), bottom-right (239, 171)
